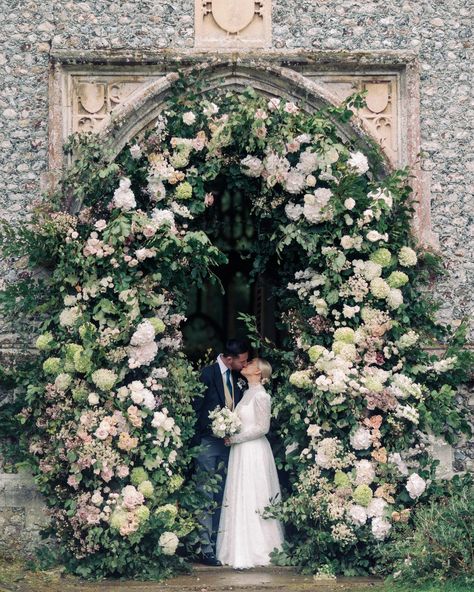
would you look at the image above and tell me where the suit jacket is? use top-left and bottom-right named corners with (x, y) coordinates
top-left (193, 362), bottom-right (246, 440)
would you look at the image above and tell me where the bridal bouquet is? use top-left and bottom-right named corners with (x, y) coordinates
top-left (209, 406), bottom-right (242, 438)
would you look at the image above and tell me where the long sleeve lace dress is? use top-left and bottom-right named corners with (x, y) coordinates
top-left (216, 384), bottom-right (284, 568)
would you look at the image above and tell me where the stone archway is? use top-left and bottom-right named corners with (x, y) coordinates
top-left (48, 50), bottom-right (436, 247)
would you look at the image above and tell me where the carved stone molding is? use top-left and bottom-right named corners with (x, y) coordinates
top-left (195, 0), bottom-right (272, 48)
top-left (308, 75), bottom-right (399, 165)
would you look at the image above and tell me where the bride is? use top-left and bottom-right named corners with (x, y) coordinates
top-left (216, 358), bottom-right (284, 569)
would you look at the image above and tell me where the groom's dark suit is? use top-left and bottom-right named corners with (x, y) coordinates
top-left (193, 361), bottom-right (245, 556)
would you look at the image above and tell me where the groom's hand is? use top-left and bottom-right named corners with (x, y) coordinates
top-left (224, 437), bottom-right (231, 446)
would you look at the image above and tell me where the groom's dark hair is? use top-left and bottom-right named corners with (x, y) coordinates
top-left (223, 338), bottom-right (250, 357)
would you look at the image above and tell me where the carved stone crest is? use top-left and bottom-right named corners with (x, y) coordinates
top-left (211, 0), bottom-right (256, 34)
top-left (195, 0), bottom-right (271, 48)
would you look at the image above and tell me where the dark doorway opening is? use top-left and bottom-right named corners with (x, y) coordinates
top-left (182, 175), bottom-right (276, 363)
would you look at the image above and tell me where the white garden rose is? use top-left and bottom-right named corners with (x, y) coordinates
top-left (344, 197), bottom-right (356, 210)
top-left (129, 144), bottom-right (142, 159)
top-left (113, 178), bottom-right (136, 212)
top-left (366, 230), bottom-right (388, 242)
top-left (159, 531), bottom-right (179, 555)
top-left (347, 151), bottom-right (369, 174)
top-left (88, 392), bottom-right (100, 405)
top-left (267, 97), bottom-right (281, 110)
top-left (182, 111), bottom-right (196, 125)
top-left (406, 473), bottom-right (426, 499)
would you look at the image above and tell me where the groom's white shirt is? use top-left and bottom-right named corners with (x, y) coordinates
top-left (217, 354), bottom-right (229, 376)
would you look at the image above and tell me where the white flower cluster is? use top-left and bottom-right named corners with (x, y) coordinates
top-left (112, 178), bottom-right (136, 212)
top-left (151, 407), bottom-right (182, 448)
top-left (128, 320), bottom-right (158, 369)
top-left (208, 406), bottom-right (242, 438)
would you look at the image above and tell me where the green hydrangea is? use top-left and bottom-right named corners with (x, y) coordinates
top-left (71, 384), bottom-right (89, 403)
top-left (65, 343), bottom-right (83, 360)
top-left (289, 370), bottom-right (313, 389)
top-left (155, 503), bottom-right (178, 527)
top-left (74, 351), bottom-right (92, 374)
top-left (308, 345), bottom-right (326, 363)
top-left (387, 270), bottom-right (409, 288)
top-left (370, 248), bottom-right (392, 268)
top-left (334, 327), bottom-right (356, 344)
top-left (135, 505), bottom-right (150, 523)
top-left (148, 317), bottom-right (166, 334)
top-left (398, 246), bottom-right (417, 267)
top-left (36, 332), bottom-right (54, 351)
top-left (110, 509), bottom-right (128, 530)
top-left (353, 484), bottom-right (373, 507)
top-left (91, 369), bottom-right (117, 391)
top-left (130, 467), bottom-right (149, 486)
top-left (138, 480), bottom-right (154, 498)
top-left (174, 181), bottom-right (193, 200)
top-left (78, 322), bottom-right (97, 340)
top-left (42, 357), bottom-right (62, 375)
top-left (168, 475), bottom-right (184, 493)
top-left (54, 373), bottom-right (72, 392)
top-left (332, 341), bottom-right (357, 361)
top-left (334, 471), bottom-right (351, 488)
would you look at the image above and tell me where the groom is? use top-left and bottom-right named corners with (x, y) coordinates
top-left (193, 338), bottom-right (250, 566)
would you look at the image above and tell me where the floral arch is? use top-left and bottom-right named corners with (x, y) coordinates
top-left (1, 72), bottom-right (470, 580)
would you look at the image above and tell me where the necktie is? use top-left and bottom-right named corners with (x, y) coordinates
top-left (225, 369), bottom-right (234, 409)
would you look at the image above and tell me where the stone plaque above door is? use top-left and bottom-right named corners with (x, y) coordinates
top-left (195, 0), bottom-right (272, 48)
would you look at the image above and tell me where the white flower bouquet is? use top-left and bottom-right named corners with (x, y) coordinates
top-left (208, 406), bottom-right (242, 438)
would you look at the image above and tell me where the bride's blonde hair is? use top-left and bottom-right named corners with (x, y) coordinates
top-left (255, 358), bottom-right (272, 385)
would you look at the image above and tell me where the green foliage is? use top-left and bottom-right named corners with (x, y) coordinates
top-left (380, 476), bottom-right (474, 586)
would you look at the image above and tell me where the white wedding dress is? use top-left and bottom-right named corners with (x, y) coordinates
top-left (216, 384), bottom-right (284, 569)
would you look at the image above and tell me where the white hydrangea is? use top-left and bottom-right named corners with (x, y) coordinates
top-left (130, 320), bottom-right (156, 347)
top-left (371, 517), bottom-right (391, 540)
top-left (429, 356), bottom-right (458, 373)
top-left (387, 288), bottom-right (404, 309)
top-left (285, 169), bottom-right (306, 194)
top-left (398, 246), bottom-right (418, 267)
top-left (348, 504), bottom-right (368, 527)
top-left (354, 459), bottom-right (375, 485)
top-left (285, 202), bottom-right (304, 221)
top-left (395, 403), bottom-right (420, 425)
top-left (396, 331), bottom-right (419, 349)
top-left (240, 155), bottom-right (264, 177)
top-left (388, 452), bottom-right (409, 476)
top-left (350, 427), bottom-right (372, 450)
top-left (361, 260), bottom-right (383, 281)
top-left (151, 208), bottom-right (176, 229)
top-left (297, 149), bottom-right (320, 174)
top-left (113, 178), bottom-right (136, 212)
top-left (366, 230), bottom-right (389, 242)
top-left (128, 341), bottom-right (158, 369)
top-left (159, 531), bottom-right (179, 555)
top-left (390, 374), bottom-right (423, 399)
top-left (347, 151), bottom-right (369, 174)
top-left (367, 497), bottom-right (387, 518)
top-left (59, 306), bottom-right (81, 327)
top-left (370, 277), bottom-right (391, 299)
top-left (406, 473), bottom-right (426, 499)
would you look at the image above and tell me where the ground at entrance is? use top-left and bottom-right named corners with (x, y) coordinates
top-left (0, 561), bottom-right (382, 592)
